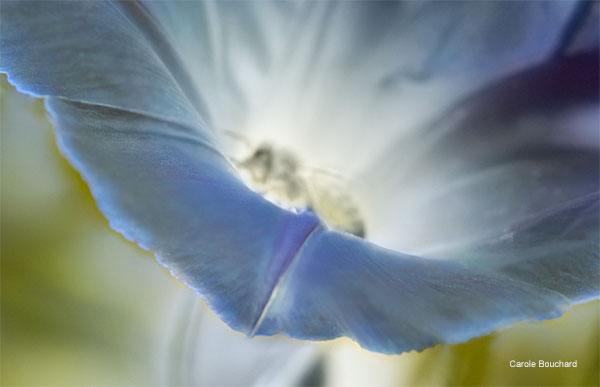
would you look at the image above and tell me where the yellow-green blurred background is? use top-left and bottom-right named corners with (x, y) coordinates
top-left (1, 76), bottom-right (599, 386)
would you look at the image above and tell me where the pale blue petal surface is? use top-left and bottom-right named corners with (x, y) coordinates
top-left (0, 1), bottom-right (203, 127)
top-left (458, 192), bottom-right (600, 303)
top-left (255, 193), bottom-right (598, 354)
top-left (0, 0), bottom-right (320, 334)
top-left (367, 49), bottom-right (600, 252)
top-left (1, 0), bottom-right (598, 354)
top-left (46, 97), bottom-right (322, 335)
top-left (132, 1), bottom-right (579, 148)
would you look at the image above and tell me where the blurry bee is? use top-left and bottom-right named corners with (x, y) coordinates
top-left (224, 131), bottom-right (366, 238)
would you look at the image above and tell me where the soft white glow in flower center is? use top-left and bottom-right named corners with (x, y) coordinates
top-left (236, 144), bottom-right (367, 238)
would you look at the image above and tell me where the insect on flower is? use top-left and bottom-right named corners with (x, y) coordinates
top-left (1, 0), bottom-right (598, 354)
top-left (228, 132), bottom-right (367, 238)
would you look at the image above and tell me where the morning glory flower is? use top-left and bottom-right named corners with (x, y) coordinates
top-left (1, 1), bottom-right (598, 354)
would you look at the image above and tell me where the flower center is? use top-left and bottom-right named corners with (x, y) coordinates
top-left (236, 143), bottom-right (367, 238)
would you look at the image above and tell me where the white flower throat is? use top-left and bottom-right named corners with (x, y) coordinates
top-left (236, 143), bottom-right (367, 238)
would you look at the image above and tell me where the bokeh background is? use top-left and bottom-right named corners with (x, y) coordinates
top-left (1, 75), bottom-right (599, 386)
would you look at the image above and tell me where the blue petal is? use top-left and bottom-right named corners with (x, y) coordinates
top-left (366, 48), bottom-right (599, 253)
top-left (458, 192), bottom-right (600, 303)
top-left (2, 0), bottom-right (598, 355)
top-left (255, 220), bottom-right (578, 353)
top-left (0, 1), bottom-right (205, 127)
top-left (46, 97), bottom-right (321, 335)
top-left (130, 1), bottom-right (580, 144)
top-left (0, 0), bottom-right (318, 334)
